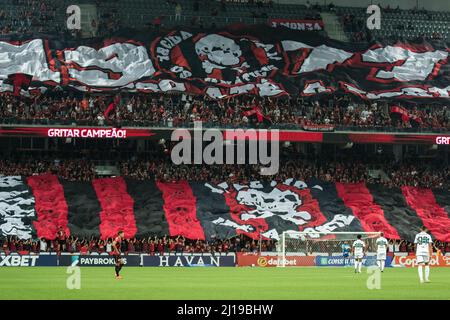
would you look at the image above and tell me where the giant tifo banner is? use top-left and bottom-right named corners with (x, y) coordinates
top-left (0, 175), bottom-right (449, 241)
top-left (1, 26), bottom-right (450, 101)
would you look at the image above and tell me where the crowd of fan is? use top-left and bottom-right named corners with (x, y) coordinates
top-left (1, 93), bottom-right (449, 131)
top-left (0, 159), bottom-right (96, 181)
top-left (1, 153), bottom-right (448, 189)
top-left (0, 234), bottom-right (276, 255)
top-left (1, 234), bottom-right (449, 255)
top-left (119, 158), bottom-right (450, 189)
top-left (388, 239), bottom-right (450, 254)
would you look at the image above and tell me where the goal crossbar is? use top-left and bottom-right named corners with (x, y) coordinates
top-left (280, 231), bottom-right (382, 267)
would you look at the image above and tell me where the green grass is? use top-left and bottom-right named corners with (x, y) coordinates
top-left (0, 267), bottom-right (449, 300)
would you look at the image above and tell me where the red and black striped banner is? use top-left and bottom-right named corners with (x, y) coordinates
top-left (1, 174), bottom-right (449, 241)
top-left (335, 182), bottom-right (400, 239)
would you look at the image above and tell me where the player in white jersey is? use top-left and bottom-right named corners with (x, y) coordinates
top-left (376, 232), bottom-right (388, 272)
top-left (352, 235), bottom-right (366, 273)
top-left (414, 226), bottom-right (433, 283)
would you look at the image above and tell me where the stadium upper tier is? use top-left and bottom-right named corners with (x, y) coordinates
top-left (0, 0), bottom-right (322, 34)
top-left (1, 1), bottom-right (448, 41)
top-left (337, 6), bottom-right (450, 42)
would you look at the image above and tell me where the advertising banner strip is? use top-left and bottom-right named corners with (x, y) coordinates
top-left (315, 255), bottom-right (392, 267)
top-left (0, 255), bottom-right (58, 267)
top-left (0, 127), bottom-right (155, 139)
top-left (392, 253), bottom-right (450, 267)
top-left (1, 127), bottom-right (449, 145)
top-left (142, 255), bottom-right (236, 267)
top-left (58, 254), bottom-right (141, 267)
top-left (236, 253), bottom-right (316, 267)
top-left (268, 19), bottom-right (324, 31)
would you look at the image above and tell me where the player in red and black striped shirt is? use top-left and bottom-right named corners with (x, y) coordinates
top-left (112, 230), bottom-right (125, 280)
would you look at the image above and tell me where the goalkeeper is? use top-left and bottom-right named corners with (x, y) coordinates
top-left (341, 242), bottom-right (351, 267)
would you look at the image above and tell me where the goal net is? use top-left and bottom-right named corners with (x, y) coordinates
top-left (279, 231), bottom-right (381, 267)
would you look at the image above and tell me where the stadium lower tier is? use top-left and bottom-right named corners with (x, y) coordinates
top-left (1, 174), bottom-right (449, 241)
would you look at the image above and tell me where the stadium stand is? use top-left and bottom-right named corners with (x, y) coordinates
top-left (95, 0), bottom-right (322, 30)
top-left (0, 0), bottom-right (448, 41)
top-left (337, 5), bottom-right (450, 42)
top-left (1, 94), bottom-right (448, 132)
top-left (0, 0), bottom-right (325, 37)
top-left (1, 233), bottom-right (449, 255)
top-left (1, 148), bottom-right (449, 187)
top-left (0, 0), bottom-right (449, 253)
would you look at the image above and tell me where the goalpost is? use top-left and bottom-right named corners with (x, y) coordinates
top-left (279, 231), bottom-right (381, 267)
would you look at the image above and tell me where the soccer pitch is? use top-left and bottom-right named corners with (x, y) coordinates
top-left (0, 267), bottom-right (449, 300)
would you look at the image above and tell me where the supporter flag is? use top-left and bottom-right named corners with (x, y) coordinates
top-left (390, 106), bottom-right (423, 128)
top-left (241, 104), bottom-right (272, 127)
top-left (2, 174), bottom-right (449, 241)
top-left (390, 105), bottom-right (410, 122)
top-left (81, 98), bottom-right (89, 110)
top-left (104, 95), bottom-right (121, 119)
top-left (7, 73), bottom-right (32, 96)
top-left (409, 114), bottom-right (423, 127)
